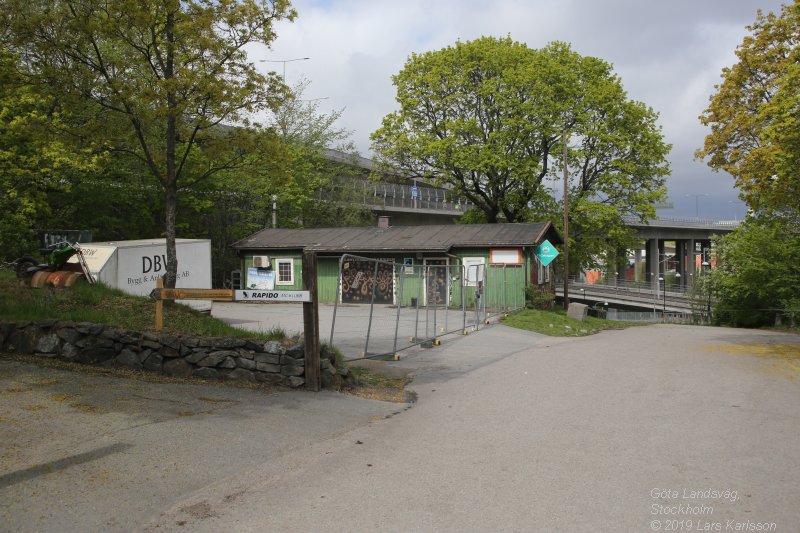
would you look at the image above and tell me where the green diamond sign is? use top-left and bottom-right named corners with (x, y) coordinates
top-left (534, 239), bottom-right (559, 266)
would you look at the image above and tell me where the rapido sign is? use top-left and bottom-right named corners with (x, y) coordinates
top-left (235, 290), bottom-right (312, 302)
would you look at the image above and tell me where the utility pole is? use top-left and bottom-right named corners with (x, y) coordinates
top-left (562, 130), bottom-right (570, 310)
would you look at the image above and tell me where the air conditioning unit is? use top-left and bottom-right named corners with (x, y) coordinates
top-left (253, 255), bottom-right (271, 268)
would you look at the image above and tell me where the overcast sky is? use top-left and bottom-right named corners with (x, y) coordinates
top-left (250, 0), bottom-right (787, 221)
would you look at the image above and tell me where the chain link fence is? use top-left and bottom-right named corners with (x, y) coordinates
top-left (329, 254), bottom-right (527, 361)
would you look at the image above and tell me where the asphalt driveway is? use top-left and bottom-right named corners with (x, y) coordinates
top-left (144, 324), bottom-right (800, 532)
top-left (2, 323), bottom-right (799, 532)
top-left (0, 359), bottom-right (402, 533)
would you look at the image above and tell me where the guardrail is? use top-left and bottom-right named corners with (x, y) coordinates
top-left (318, 176), bottom-right (474, 214)
top-left (555, 276), bottom-right (696, 313)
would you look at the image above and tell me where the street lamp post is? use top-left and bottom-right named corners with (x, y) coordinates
top-left (659, 276), bottom-right (665, 312)
top-left (702, 260), bottom-right (711, 321)
top-left (259, 57), bottom-right (310, 81)
top-left (686, 193), bottom-right (709, 219)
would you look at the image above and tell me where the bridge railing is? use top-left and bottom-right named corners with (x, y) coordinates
top-left (555, 276), bottom-right (692, 296)
top-left (317, 176), bottom-right (475, 213)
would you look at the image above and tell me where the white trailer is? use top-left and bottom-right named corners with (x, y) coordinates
top-left (68, 239), bottom-right (213, 311)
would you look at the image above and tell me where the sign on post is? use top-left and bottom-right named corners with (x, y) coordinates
top-left (534, 239), bottom-right (560, 266)
top-left (234, 290), bottom-right (312, 303)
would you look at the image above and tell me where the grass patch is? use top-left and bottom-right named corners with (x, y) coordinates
top-left (346, 366), bottom-right (412, 403)
top-left (0, 269), bottom-right (284, 340)
top-left (70, 402), bottom-right (98, 412)
top-left (501, 308), bottom-right (646, 337)
top-left (3, 386), bottom-right (30, 394)
top-left (197, 396), bottom-right (238, 404)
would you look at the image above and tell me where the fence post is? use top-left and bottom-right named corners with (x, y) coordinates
top-left (302, 251), bottom-right (320, 392)
top-left (433, 267), bottom-right (438, 339)
top-left (414, 266), bottom-right (422, 341)
top-left (329, 255), bottom-right (346, 346)
top-left (461, 264), bottom-right (467, 334)
top-left (363, 259), bottom-right (380, 357)
top-left (392, 267), bottom-right (405, 360)
top-left (503, 266), bottom-right (508, 312)
top-left (425, 266), bottom-right (431, 339)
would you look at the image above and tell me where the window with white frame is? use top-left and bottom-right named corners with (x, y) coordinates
top-left (275, 258), bottom-right (294, 285)
top-left (537, 259), bottom-right (551, 284)
top-left (462, 257), bottom-right (485, 286)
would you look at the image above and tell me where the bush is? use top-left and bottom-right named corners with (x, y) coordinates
top-left (525, 286), bottom-right (555, 310)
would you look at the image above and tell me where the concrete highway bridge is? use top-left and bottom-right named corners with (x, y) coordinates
top-left (552, 218), bottom-right (736, 316)
top-left (624, 216), bottom-right (739, 291)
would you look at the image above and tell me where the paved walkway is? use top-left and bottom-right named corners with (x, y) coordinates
top-left (144, 324), bottom-right (800, 532)
top-left (0, 360), bottom-right (401, 533)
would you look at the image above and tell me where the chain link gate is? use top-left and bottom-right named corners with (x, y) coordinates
top-left (329, 254), bottom-right (527, 361)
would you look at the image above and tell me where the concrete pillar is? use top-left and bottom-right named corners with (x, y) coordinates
top-left (617, 247), bottom-right (627, 285)
top-left (687, 239), bottom-right (696, 286)
top-left (634, 247), bottom-right (643, 283)
top-left (648, 238), bottom-right (659, 291)
top-left (675, 240), bottom-right (686, 288)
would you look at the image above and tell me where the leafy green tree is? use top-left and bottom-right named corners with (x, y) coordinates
top-left (708, 216), bottom-right (800, 327)
top-left (372, 38), bottom-right (669, 223)
top-left (2, 0), bottom-right (295, 287)
top-left (697, 3), bottom-right (800, 328)
top-left (266, 77), bottom-right (373, 227)
top-left (697, 1), bottom-right (800, 218)
top-left (45, 157), bottom-right (165, 243)
top-left (0, 51), bottom-right (99, 260)
top-left (371, 36), bottom-right (669, 271)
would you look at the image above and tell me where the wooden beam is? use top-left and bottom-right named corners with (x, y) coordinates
top-left (152, 288), bottom-right (233, 301)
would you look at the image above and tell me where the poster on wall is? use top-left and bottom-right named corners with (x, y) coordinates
top-left (341, 260), bottom-right (394, 304)
top-left (425, 259), bottom-right (448, 306)
top-left (247, 268), bottom-right (275, 290)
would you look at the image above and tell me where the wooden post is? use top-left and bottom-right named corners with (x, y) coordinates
top-left (302, 251), bottom-right (320, 391)
top-left (155, 276), bottom-right (164, 331)
top-left (562, 129), bottom-right (570, 310)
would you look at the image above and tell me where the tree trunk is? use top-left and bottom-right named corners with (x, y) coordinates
top-left (164, 178), bottom-right (178, 288)
top-left (163, 11), bottom-right (178, 289)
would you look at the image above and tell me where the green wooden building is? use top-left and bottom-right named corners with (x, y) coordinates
top-left (231, 221), bottom-right (561, 307)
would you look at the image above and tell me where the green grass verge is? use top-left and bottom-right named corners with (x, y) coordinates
top-left (347, 366), bottom-right (412, 403)
top-left (0, 269), bottom-right (285, 340)
top-left (501, 308), bottom-right (647, 337)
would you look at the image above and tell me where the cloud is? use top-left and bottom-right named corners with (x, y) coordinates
top-left (255, 0), bottom-right (785, 220)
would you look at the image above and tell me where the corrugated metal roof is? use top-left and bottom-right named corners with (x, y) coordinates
top-left (231, 222), bottom-right (561, 253)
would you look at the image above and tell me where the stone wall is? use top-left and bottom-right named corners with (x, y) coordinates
top-left (0, 320), bottom-right (343, 389)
